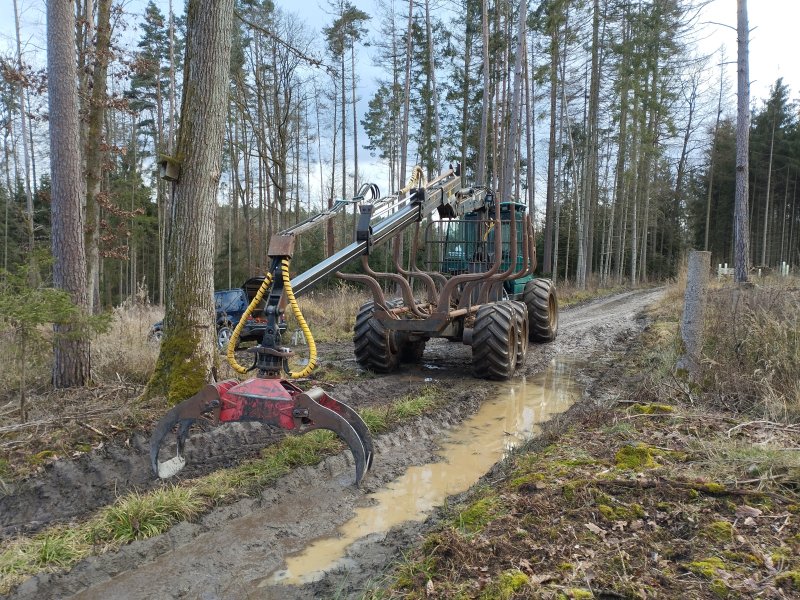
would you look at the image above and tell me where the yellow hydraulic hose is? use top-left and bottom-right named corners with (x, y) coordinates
top-left (399, 165), bottom-right (425, 194)
top-left (281, 258), bottom-right (317, 378)
top-left (227, 272), bottom-right (274, 374)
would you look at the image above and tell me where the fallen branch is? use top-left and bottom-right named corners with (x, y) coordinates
top-left (727, 420), bottom-right (800, 437)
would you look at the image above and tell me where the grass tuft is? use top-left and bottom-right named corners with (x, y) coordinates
top-left (91, 486), bottom-right (207, 543)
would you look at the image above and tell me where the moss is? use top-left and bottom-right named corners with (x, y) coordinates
top-left (596, 500), bottom-right (645, 522)
top-left (704, 521), bottom-right (734, 542)
top-left (771, 549), bottom-right (792, 566)
top-left (563, 482), bottom-right (577, 501)
top-left (630, 403), bottom-right (674, 414)
top-left (565, 589), bottom-right (594, 599)
top-left (28, 450), bottom-right (57, 465)
top-left (510, 473), bottom-right (545, 491)
top-left (775, 571), bottom-right (800, 590)
top-left (598, 505), bottom-right (617, 521)
top-left (457, 496), bottom-right (502, 534)
top-left (694, 482), bottom-right (727, 494)
top-left (686, 557), bottom-right (726, 578)
top-left (710, 578), bottom-right (730, 598)
top-left (558, 562), bottom-right (574, 571)
top-left (722, 551), bottom-right (762, 566)
top-left (615, 444), bottom-right (658, 470)
top-left (478, 570), bottom-right (529, 600)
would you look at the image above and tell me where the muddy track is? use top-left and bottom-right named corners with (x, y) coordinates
top-left (3, 287), bottom-right (664, 600)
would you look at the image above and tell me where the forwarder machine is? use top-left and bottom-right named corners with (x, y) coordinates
top-left (150, 166), bottom-right (558, 486)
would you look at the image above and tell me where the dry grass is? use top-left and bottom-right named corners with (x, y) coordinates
top-left (286, 284), bottom-right (370, 342)
top-left (91, 299), bottom-right (163, 385)
top-left (700, 280), bottom-right (800, 421)
top-left (555, 275), bottom-right (627, 307)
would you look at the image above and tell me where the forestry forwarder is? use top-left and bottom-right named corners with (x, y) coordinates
top-left (150, 166), bottom-right (558, 486)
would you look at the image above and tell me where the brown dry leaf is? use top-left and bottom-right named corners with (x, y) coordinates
top-left (585, 522), bottom-right (604, 536)
top-left (735, 505), bottom-right (763, 519)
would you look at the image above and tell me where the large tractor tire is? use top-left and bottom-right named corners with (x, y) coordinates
top-left (524, 278), bottom-right (558, 343)
top-left (509, 300), bottom-right (529, 366)
top-left (354, 300), bottom-right (401, 373)
top-left (399, 334), bottom-right (427, 364)
top-left (471, 301), bottom-right (518, 380)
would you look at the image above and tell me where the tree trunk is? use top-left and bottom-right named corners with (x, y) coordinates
top-left (84, 0), bottom-right (113, 314)
top-left (476, 0), bottom-right (490, 186)
top-left (460, 0), bottom-right (472, 185)
top-left (734, 0), bottom-right (750, 283)
top-left (147, 0), bottom-right (234, 403)
top-left (47, 0), bottom-right (91, 387)
top-left (542, 2), bottom-right (559, 274)
top-left (704, 53), bottom-right (724, 252)
top-left (760, 117), bottom-right (775, 267)
top-left (13, 0), bottom-right (37, 283)
top-left (499, 0), bottom-right (526, 204)
top-left (424, 0), bottom-right (442, 173)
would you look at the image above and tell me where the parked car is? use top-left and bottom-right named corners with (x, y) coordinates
top-left (150, 277), bottom-right (271, 350)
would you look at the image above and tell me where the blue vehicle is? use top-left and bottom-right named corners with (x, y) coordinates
top-left (150, 277), bottom-right (269, 350)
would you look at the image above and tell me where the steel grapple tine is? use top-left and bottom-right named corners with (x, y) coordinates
top-left (294, 389), bottom-right (373, 486)
top-left (149, 385), bottom-right (221, 479)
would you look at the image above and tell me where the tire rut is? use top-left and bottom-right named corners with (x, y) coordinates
top-left (3, 287), bottom-right (665, 600)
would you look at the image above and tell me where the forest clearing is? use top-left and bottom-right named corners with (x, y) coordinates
top-left (1, 279), bottom-right (799, 599)
top-left (1, 0), bottom-right (800, 597)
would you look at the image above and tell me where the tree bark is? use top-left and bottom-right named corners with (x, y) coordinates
top-left (499, 0), bottom-right (525, 203)
top-left (734, 0), bottom-right (750, 283)
top-left (47, 0), bottom-right (91, 387)
top-left (542, 2), bottom-right (559, 274)
top-left (84, 0), bottom-right (113, 314)
top-left (476, 0), bottom-right (490, 187)
top-left (147, 0), bottom-right (234, 403)
top-left (13, 0), bottom-right (37, 283)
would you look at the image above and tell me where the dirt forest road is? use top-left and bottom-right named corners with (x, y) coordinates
top-left (6, 287), bottom-right (665, 600)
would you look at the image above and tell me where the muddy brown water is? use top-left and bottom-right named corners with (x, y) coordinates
top-left (6, 287), bottom-right (665, 600)
top-left (266, 359), bottom-right (582, 587)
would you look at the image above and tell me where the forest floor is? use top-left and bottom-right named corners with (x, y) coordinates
top-left (1, 284), bottom-right (799, 599)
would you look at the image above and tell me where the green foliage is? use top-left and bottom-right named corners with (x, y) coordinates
top-left (0, 263), bottom-right (110, 412)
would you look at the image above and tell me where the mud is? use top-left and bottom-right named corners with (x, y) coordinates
top-left (3, 287), bottom-right (664, 600)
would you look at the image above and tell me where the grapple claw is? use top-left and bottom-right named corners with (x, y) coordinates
top-left (294, 388), bottom-right (374, 485)
top-left (149, 378), bottom-right (374, 485)
top-left (150, 385), bottom-right (221, 479)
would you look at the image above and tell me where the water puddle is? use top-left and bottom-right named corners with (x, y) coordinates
top-left (264, 358), bottom-right (583, 587)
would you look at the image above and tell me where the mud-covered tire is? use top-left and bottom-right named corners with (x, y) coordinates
top-left (524, 278), bottom-right (558, 343)
top-left (471, 302), bottom-right (518, 380)
top-left (354, 301), bottom-right (401, 373)
top-left (509, 300), bottom-right (528, 366)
